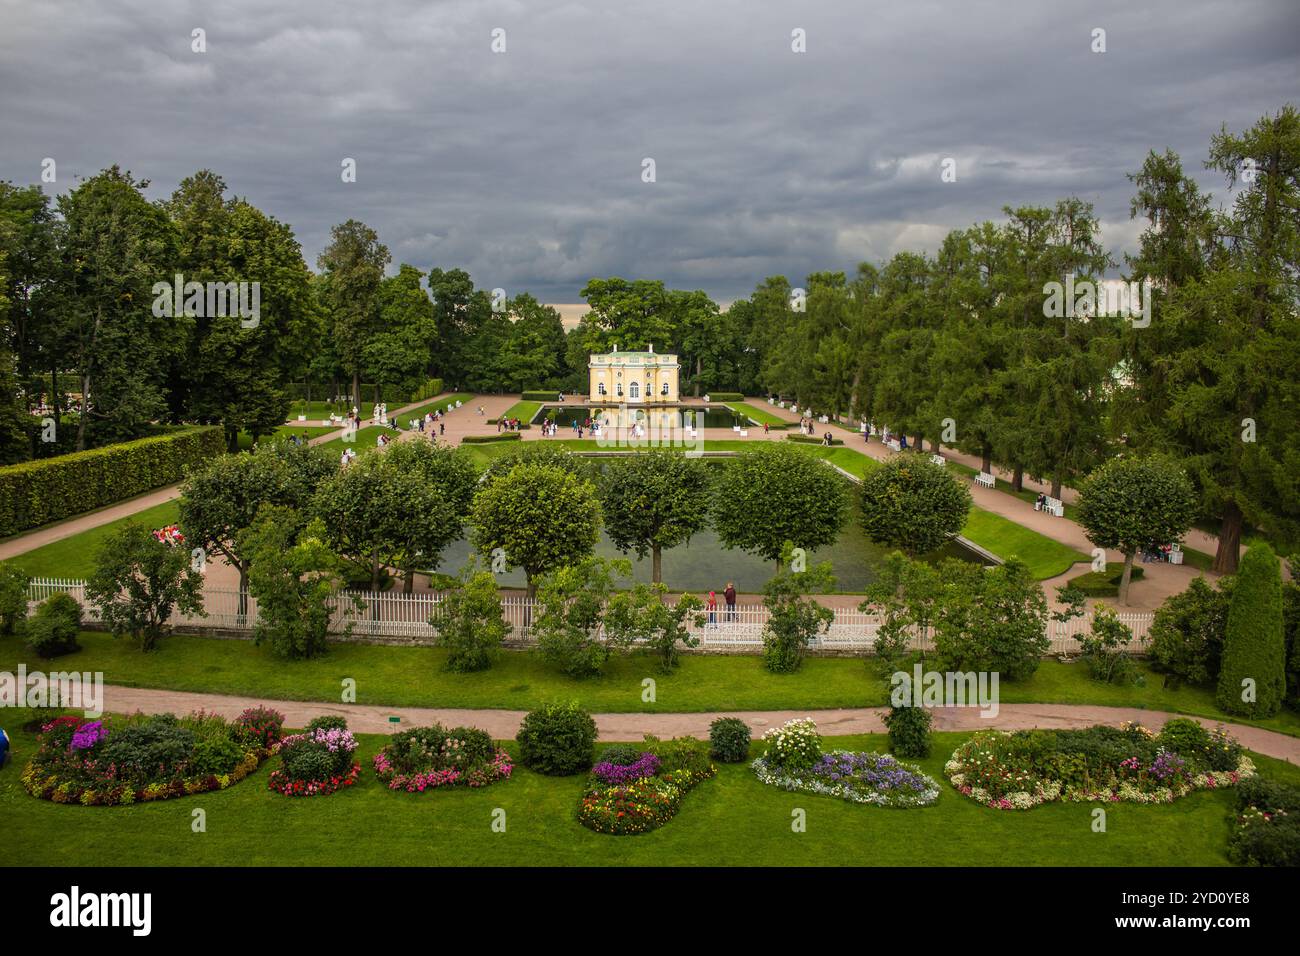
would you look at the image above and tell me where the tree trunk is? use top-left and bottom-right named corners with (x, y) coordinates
top-left (1213, 501), bottom-right (1243, 574)
top-left (980, 447), bottom-right (992, 473)
top-left (912, 433), bottom-right (923, 451)
top-left (1050, 476), bottom-right (1063, 500)
top-left (237, 563), bottom-right (249, 623)
top-left (404, 565), bottom-right (415, 594)
top-left (652, 544), bottom-right (662, 584)
top-left (371, 556), bottom-right (381, 591)
top-left (524, 575), bottom-right (536, 627)
top-left (77, 372), bottom-right (90, 451)
top-left (1118, 549), bottom-right (1136, 606)
top-left (353, 371), bottom-right (362, 413)
top-left (1012, 467), bottom-right (1023, 493)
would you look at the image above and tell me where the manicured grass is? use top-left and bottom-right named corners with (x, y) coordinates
top-left (7, 500), bottom-right (182, 579)
top-left (236, 424), bottom-right (339, 451)
top-left (316, 426), bottom-right (393, 455)
top-left (7, 631), bottom-right (1298, 736)
top-left (947, 459), bottom-right (1079, 520)
top-left (286, 400), bottom-right (349, 421)
top-left (961, 508), bottom-right (1087, 580)
top-left (724, 402), bottom-right (791, 428)
top-left (495, 400), bottom-right (543, 423)
top-left (2, 711), bottom-right (1293, 866)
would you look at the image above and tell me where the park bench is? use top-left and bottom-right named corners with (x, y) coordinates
top-left (974, 471), bottom-right (995, 489)
top-left (1043, 496), bottom-right (1065, 517)
top-left (886, 438), bottom-right (902, 452)
top-left (931, 454), bottom-right (946, 466)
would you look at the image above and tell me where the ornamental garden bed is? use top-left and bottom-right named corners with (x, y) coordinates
top-left (268, 716), bottom-right (361, 797)
top-left (577, 736), bottom-right (717, 835)
top-left (944, 719), bottom-right (1255, 810)
top-left (21, 707), bottom-right (282, 806)
top-left (751, 718), bottom-right (940, 807)
top-left (372, 723), bottom-right (512, 792)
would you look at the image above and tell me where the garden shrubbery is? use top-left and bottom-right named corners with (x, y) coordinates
top-left (269, 717), bottom-right (360, 797)
top-left (751, 717), bottom-right (940, 807)
top-left (883, 705), bottom-right (932, 758)
top-left (372, 723), bottom-right (511, 792)
top-left (945, 720), bottom-right (1253, 810)
top-left (0, 425), bottom-right (225, 537)
top-left (21, 709), bottom-right (276, 805)
top-left (461, 432), bottom-right (521, 443)
top-left (1229, 777), bottom-right (1300, 867)
top-left (516, 701), bottom-right (597, 776)
top-left (23, 592), bottom-right (82, 659)
top-left (709, 717), bottom-right (752, 762)
top-left (578, 734), bottom-right (716, 834)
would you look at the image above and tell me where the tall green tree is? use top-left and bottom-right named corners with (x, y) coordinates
top-left (317, 220), bottom-right (390, 410)
top-left (1216, 541), bottom-right (1286, 717)
top-left (85, 522), bottom-right (205, 651)
top-left (599, 450), bottom-right (712, 583)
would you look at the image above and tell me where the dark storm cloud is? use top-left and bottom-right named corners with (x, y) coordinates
top-left (1, 0), bottom-right (1297, 302)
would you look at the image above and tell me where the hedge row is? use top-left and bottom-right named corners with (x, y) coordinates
top-left (287, 383), bottom-right (431, 405)
top-left (408, 378), bottom-right (444, 403)
top-left (521, 390), bottom-right (560, 402)
top-left (785, 434), bottom-right (845, 446)
top-left (0, 425), bottom-right (226, 537)
top-left (461, 433), bottom-right (522, 444)
top-left (705, 392), bottom-right (745, 402)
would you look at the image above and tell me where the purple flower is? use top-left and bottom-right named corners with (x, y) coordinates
top-left (69, 721), bottom-right (106, 751)
top-left (593, 752), bottom-right (661, 785)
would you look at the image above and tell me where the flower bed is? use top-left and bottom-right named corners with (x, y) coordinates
top-left (945, 720), bottom-right (1256, 811)
top-left (268, 719), bottom-right (361, 798)
top-left (21, 709), bottom-right (277, 806)
top-left (372, 723), bottom-right (512, 793)
top-left (750, 718), bottom-right (939, 807)
top-left (578, 738), bottom-right (716, 835)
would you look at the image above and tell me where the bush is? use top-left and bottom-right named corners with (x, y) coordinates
top-left (409, 378), bottom-right (444, 403)
top-left (704, 392), bottom-right (744, 402)
top-left (643, 734), bottom-right (712, 775)
top-left (372, 723), bottom-right (511, 791)
top-left (305, 715), bottom-right (348, 734)
top-left (516, 701), bottom-right (597, 776)
top-left (761, 718), bottom-right (822, 772)
top-left (0, 426), bottom-right (225, 537)
top-left (883, 705), bottom-right (933, 758)
top-left (1066, 563), bottom-right (1146, 597)
top-left (460, 432), bottom-right (521, 443)
top-left (597, 744), bottom-right (644, 767)
top-left (1216, 542), bottom-right (1287, 717)
top-left (521, 390), bottom-right (560, 402)
top-left (0, 562), bottom-right (30, 635)
top-left (23, 592), bottom-right (82, 659)
top-left (1230, 778), bottom-right (1300, 867)
top-left (1149, 576), bottom-right (1231, 687)
top-left (234, 706), bottom-right (285, 749)
top-left (1078, 605), bottom-right (1137, 684)
top-left (709, 717), bottom-right (752, 762)
top-left (430, 569), bottom-right (508, 672)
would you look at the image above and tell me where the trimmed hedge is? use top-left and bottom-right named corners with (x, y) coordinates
top-left (408, 378), bottom-right (444, 403)
top-left (0, 425), bottom-right (225, 537)
top-left (461, 433), bottom-right (522, 444)
top-left (1216, 541), bottom-right (1286, 717)
top-left (785, 434), bottom-right (845, 446)
top-left (1066, 563), bottom-right (1146, 597)
top-left (704, 392), bottom-right (744, 402)
top-left (521, 390), bottom-right (560, 402)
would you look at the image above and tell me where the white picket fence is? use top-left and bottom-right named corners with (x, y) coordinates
top-left (27, 577), bottom-right (1154, 655)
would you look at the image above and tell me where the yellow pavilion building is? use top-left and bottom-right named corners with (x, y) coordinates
top-left (587, 345), bottom-right (681, 428)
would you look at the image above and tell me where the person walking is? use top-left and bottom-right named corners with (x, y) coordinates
top-left (707, 591), bottom-right (718, 628)
top-left (723, 582), bottom-right (737, 623)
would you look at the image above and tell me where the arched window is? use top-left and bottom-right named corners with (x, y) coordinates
top-left (629, 382), bottom-right (640, 399)
top-left (597, 382), bottom-right (606, 396)
top-left (660, 382), bottom-right (669, 395)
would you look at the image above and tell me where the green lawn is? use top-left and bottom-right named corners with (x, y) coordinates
top-left (236, 424), bottom-right (339, 451)
top-left (316, 425), bottom-right (393, 455)
top-left (400, 392), bottom-right (474, 422)
top-left (961, 508), bottom-right (1087, 579)
top-left (285, 400), bottom-right (349, 421)
top-left (495, 400), bottom-right (543, 423)
top-left (3, 712), bottom-right (1292, 866)
top-left (6, 631), bottom-right (1298, 737)
top-left (7, 500), bottom-right (182, 579)
top-left (947, 460), bottom-right (1078, 520)
top-left (724, 402), bottom-right (791, 428)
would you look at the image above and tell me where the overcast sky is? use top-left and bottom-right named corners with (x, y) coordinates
top-left (1, 0), bottom-right (1297, 304)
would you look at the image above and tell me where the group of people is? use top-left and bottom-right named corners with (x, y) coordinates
top-left (497, 416), bottom-right (525, 432)
top-left (1141, 542), bottom-right (1179, 563)
top-left (705, 583), bottom-right (739, 626)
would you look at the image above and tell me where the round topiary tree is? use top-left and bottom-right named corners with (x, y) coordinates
top-left (1076, 454), bottom-right (1197, 605)
top-left (516, 701), bottom-right (598, 776)
top-left (599, 450), bottom-right (712, 583)
top-left (1216, 541), bottom-right (1286, 717)
top-left (712, 444), bottom-right (849, 572)
top-left (857, 454), bottom-right (971, 557)
top-left (709, 717), bottom-right (752, 762)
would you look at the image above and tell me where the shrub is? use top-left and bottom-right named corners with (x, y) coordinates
top-left (709, 717), bottom-right (752, 762)
top-left (597, 744), bottom-right (644, 767)
top-left (761, 718), bottom-right (822, 772)
top-left (643, 734), bottom-right (712, 775)
top-left (23, 592), bottom-right (82, 659)
top-left (1078, 605), bottom-right (1136, 684)
top-left (857, 455), bottom-right (972, 556)
top-left (516, 702), bottom-right (597, 776)
top-left (269, 724), bottom-right (360, 796)
top-left (931, 557), bottom-right (1050, 681)
top-left (883, 705), bottom-right (933, 758)
top-left (234, 706), bottom-right (285, 749)
top-left (431, 568), bottom-right (508, 672)
top-left (409, 378), bottom-right (444, 403)
top-left (1154, 718), bottom-right (1210, 758)
top-left (704, 392), bottom-right (744, 402)
top-left (1230, 778), bottom-right (1300, 867)
top-left (0, 426), bottom-right (225, 537)
top-left (305, 715), bottom-right (349, 734)
top-left (521, 390), bottom-right (560, 402)
top-left (0, 562), bottom-right (30, 635)
top-left (460, 432), bottom-right (521, 443)
top-left (1216, 542), bottom-right (1286, 717)
top-left (1149, 576), bottom-right (1232, 687)
top-left (785, 434), bottom-right (845, 445)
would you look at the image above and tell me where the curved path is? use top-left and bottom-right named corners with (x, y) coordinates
top-left (83, 683), bottom-right (1300, 764)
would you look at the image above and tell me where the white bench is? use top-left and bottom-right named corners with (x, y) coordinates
top-left (974, 472), bottom-right (995, 489)
top-left (1168, 544), bottom-right (1184, 565)
top-left (931, 454), bottom-right (946, 466)
top-left (818, 415), bottom-right (829, 424)
top-left (739, 429), bottom-right (748, 437)
top-left (1043, 496), bottom-right (1064, 517)
top-left (886, 438), bottom-right (902, 452)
